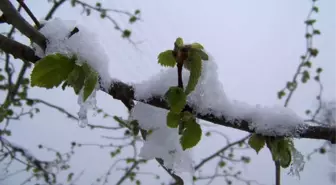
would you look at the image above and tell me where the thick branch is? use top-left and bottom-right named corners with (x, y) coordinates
top-left (1, 32), bottom-right (335, 144)
top-left (0, 34), bottom-right (40, 62)
top-left (0, 0), bottom-right (46, 49)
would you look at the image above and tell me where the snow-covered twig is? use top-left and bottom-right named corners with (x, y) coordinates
top-left (0, 33), bottom-right (334, 143)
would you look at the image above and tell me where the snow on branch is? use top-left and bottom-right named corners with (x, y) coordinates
top-left (1, 4), bottom-right (335, 182)
top-left (0, 32), bottom-right (335, 143)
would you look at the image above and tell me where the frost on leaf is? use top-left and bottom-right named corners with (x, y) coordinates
top-left (130, 102), bottom-right (194, 179)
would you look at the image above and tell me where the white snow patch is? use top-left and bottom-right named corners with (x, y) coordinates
top-left (231, 101), bottom-right (307, 136)
top-left (130, 102), bottom-right (194, 180)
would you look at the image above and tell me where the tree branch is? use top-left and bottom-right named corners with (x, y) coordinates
top-left (0, 34), bottom-right (40, 62)
top-left (0, 35), bottom-right (335, 143)
top-left (45, 0), bottom-right (67, 20)
top-left (16, 0), bottom-right (40, 28)
top-left (0, 0), bottom-right (46, 49)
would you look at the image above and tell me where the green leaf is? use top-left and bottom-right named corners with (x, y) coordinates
top-left (129, 16), bottom-right (137, 23)
top-left (278, 91), bottom-right (286, 99)
top-left (180, 119), bottom-right (202, 150)
top-left (305, 19), bottom-right (316, 25)
top-left (61, 81), bottom-right (69, 90)
top-left (192, 48), bottom-right (209, 61)
top-left (122, 29), bottom-right (131, 38)
top-left (279, 148), bottom-right (292, 168)
top-left (167, 111), bottom-right (180, 128)
top-left (67, 173), bottom-right (74, 182)
top-left (248, 134), bottom-right (265, 154)
top-left (191, 43), bottom-right (204, 49)
top-left (185, 51), bottom-right (202, 95)
top-left (31, 54), bottom-right (75, 89)
top-left (312, 6), bottom-right (319, 13)
top-left (303, 61), bottom-right (312, 68)
top-left (267, 138), bottom-right (293, 168)
top-left (313, 29), bottom-right (321, 35)
top-left (67, 64), bottom-right (85, 94)
top-left (218, 161), bottom-right (226, 167)
top-left (175, 37), bottom-right (184, 48)
top-left (165, 87), bottom-right (186, 113)
top-left (158, 50), bottom-right (176, 67)
top-left (316, 67), bottom-right (323, 73)
top-left (181, 111), bottom-right (193, 122)
top-left (309, 48), bottom-right (319, 57)
top-left (83, 69), bottom-right (98, 102)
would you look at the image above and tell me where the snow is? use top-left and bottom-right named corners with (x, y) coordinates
top-left (33, 18), bottom-right (113, 90)
top-left (134, 58), bottom-right (232, 118)
top-left (32, 18), bottom-right (114, 127)
top-left (230, 102), bottom-right (307, 136)
top-left (134, 57), bottom-right (307, 137)
top-left (31, 18), bottom-right (310, 178)
top-left (130, 102), bottom-right (194, 182)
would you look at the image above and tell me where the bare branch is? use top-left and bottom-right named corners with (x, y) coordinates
top-left (0, 34), bottom-right (40, 62)
top-left (45, 0), bottom-right (67, 20)
top-left (0, 34), bottom-right (335, 143)
top-left (0, 0), bottom-right (46, 49)
top-left (16, 0), bottom-right (40, 28)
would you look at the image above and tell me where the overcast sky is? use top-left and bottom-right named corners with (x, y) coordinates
top-left (0, 0), bottom-right (335, 185)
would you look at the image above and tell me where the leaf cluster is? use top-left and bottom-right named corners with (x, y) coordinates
top-left (30, 53), bottom-right (98, 102)
top-left (156, 37), bottom-right (211, 150)
top-left (248, 134), bottom-right (294, 168)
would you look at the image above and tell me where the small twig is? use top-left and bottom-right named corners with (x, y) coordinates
top-left (45, 0), bottom-right (67, 20)
top-left (195, 134), bottom-right (251, 170)
top-left (16, 0), bottom-right (40, 28)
